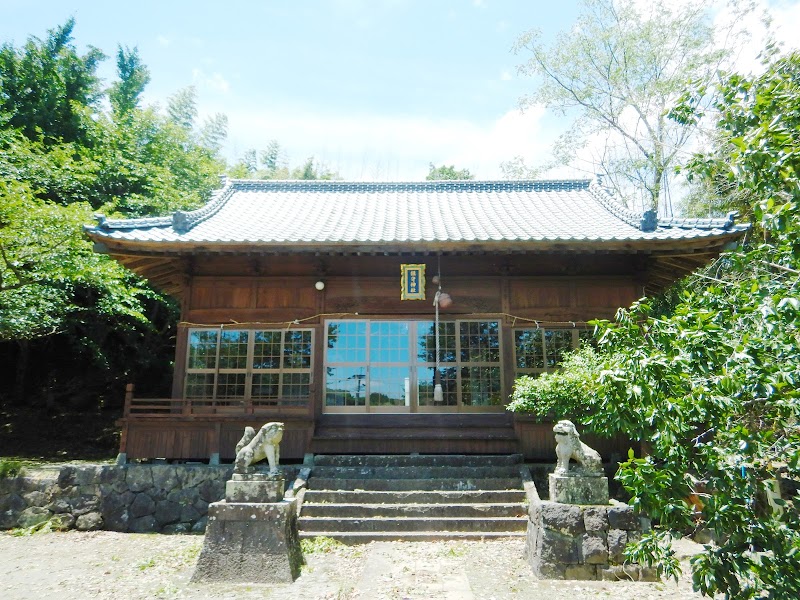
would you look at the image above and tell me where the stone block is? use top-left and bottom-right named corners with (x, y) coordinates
top-left (75, 512), bottom-right (103, 531)
top-left (639, 567), bottom-right (660, 582)
top-left (582, 533), bottom-right (609, 564)
top-left (191, 516), bottom-right (208, 533)
top-left (583, 506), bottom-right (608, 531)
top-left (126, 467), bottom-right (153, 493)
top-left (540, 502), bottom-right (584, 535)
top-left (130, 493), bottom-right (155, 518)
top-left (53, 513), bottom-right (75, 530)
top-left (607, 529), bottom-right (627, 563)
top-left (192, 500), bottom-right (303, 583)
top-left (70, 495), bottom-right (99, 516)
top-left (129, 515), bottom-right (158, 533)
top-left (198, 479), bottom-right (224, 503)
top-left (180, 504), bottom-right (202, 524)
top-left (23, 491), bottom-right (48, 507)
top-left (549, 473), bottom-right (609, 505)
top-left (17, 506), bottom-right (52, 528)
top-left (599, 565), bottom-right (639, 581)
top-left (47, 498), bottom-right (72, 514)
top-left (226, 475), bottom-right (284, 503)
top-left (539, 528), bottom-right (581, 565)
top-left (155, 500), bottom-right (181, 525)
top-left (565, 564), bottom-right (597, 580)
top-left (608, 504), bottom-right (639, 530)
top-left (104, 507), bottom-right (129, 532)
top-left (1, 493), bottom-right (26, 515)
top-left (0, 510), bottom-right (17, 529)
top-left (152, 466), bottom-right (180, 492)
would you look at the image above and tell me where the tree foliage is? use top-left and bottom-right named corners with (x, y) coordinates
top-left (0, 21), bottom-right (226, 408)
top-left (508, 0), bottom-right (753, 213)
top-left (229, 141), bottom-right (339, 180)
top-left (426, 163), bottom-right (474, 181)
top-left (510, 51), bottom-right (800, 598)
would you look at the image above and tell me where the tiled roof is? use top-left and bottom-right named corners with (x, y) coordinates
top-left (87, 178), bottom-right (748, 250)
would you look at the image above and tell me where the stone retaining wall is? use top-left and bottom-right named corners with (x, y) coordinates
top-left (0, 464), bottom-right (299, 534)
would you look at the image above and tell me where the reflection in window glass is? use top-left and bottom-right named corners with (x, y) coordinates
top-left (327, 321), bottom-right (367, 363)
top-left (513, 328), bottom-right (590, 376)
top-left (417, 366), bottom-right (458, 406)
top-left (370, 322), bottom-right (409, 363)
top-left (460, 321), bottom-right (500, 363)
top-left (216, 373), bottom-right (246, 401)
top-left (369, 366), bottom-right (410, 406)
top-left (325, 366), bottom-right (367, 407)
top-left (461, 366), bottom-right (502, 406)
top-left (284, 330), bottom-right (312, 369)
top-left (253, 331), bottom-right (281, 369)
top-left (545, 330), bottom-right (573, 367)
top-left (251, 373), bottom-right (280, 402)
top-left (515, 330), bottom-right (544, 369)
top-left (416, 322), bottom-right (456, 363)
top-left (188, 330), bottom-right (218, 369)
top-left (185, 373), bottom-right (215, 399)
top-left (283, 372), bottom-right (311, 398)
top-left (218, 331), bottom-right (249, 369)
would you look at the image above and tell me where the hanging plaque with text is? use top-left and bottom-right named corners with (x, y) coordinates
top-left (400, 264), bottom-right (426, 300)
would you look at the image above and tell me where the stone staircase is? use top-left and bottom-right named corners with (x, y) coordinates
top-left (298, 454), bottom-right (528, 543)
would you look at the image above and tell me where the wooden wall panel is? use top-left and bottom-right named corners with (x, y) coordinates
top-left (509, 280), bottom-right (572, 310)
top-left (575, 280), bottom-right (639, 309)
top-left (190, 280), bottom-right (253, 310)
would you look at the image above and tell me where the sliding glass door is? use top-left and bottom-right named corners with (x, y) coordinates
top-left (323, 319), bottom-right (502, 413)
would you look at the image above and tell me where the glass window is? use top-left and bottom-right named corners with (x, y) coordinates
top-left (325, 319), bottom-right (502, 410)
top-left (185, 328), bottom-right (313, 406)
top-left (514, 328), bottom-right (590, 376)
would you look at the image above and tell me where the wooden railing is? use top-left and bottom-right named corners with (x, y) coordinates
top-left (122, 384), bottom-right (309, 418)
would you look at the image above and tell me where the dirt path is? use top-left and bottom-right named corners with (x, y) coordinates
top-left (0, 531), bottom-right (705, 599)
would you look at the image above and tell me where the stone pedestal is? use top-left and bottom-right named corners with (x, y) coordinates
top-left (225, 472), bottom-right (285, 503)
top-left (549, 473), bottom-right (609, 505)
top-left (191, 500), bottom-right (303, 583)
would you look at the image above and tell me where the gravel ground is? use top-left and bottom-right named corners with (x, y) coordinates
top-left (0, 531), bottom-right (706, 599)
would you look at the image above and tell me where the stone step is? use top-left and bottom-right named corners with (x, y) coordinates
top-left (302, 489), bottom-right (527, 504)
top-left (301, 502), bottom-right (527, 518)
top-left (297, 516), bottom-right (528, 533)
top-left (307, 477), bottom-right (523, 492)
top-left (312, 454), bottom-right (523, 467)
top-left (310, 465), bottom-right (522, 479)
top-left (298, 531), bottom-right (526, 543)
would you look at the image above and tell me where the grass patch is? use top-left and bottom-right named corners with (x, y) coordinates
top-left (301, 535), bottom-right (347, 554)
top-left (137, 557), bottom-right (157, 570)
top-left (0, 458), bottom-right (24, 479)
top-left (10, 516), bottom-right (70, 536)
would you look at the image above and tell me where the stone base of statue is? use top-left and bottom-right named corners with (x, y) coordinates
top-left (191, 497), bottom-right (302, 584)
top-left (225, 472), bottom-right (285, 503)
top-left (549, 473), bottom-right (609, 505)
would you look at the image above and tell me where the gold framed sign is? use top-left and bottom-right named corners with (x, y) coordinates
top-left (400, 264), bottom-right (426, 300)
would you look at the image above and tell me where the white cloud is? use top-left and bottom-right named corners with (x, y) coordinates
top-left (192, 69), bottom-right (230, 94)
top-left (472, 0), bottom-right (486, 7)
top-left (500, 70), bottom-right (513, 81)
top-left (215, 104), bottom-right (553, 181)
top-left (156, 35), bottom-right (170, 47)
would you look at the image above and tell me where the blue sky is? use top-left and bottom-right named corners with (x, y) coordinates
top-left (2, 0), bottom-right (798, 180)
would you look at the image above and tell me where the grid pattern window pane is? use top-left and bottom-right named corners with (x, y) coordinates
top-left (251, 373), bottom-right (280, 401)
top-left (253, 331), bottom-right (282, 369)
top-left (284, 331), bottom-right (313, 369)
top-left (416, 321), bottom-right (457, 363)
top-left (515, 330), bottom-right (544, 369)
top-left (327, 321), bottom-right (367, 363)
top-left (370, 322), bottom-right (409, 363)
top-left (369, 366), bottom-right (410, 406)
top-left (417, 366), bottom-right (458, 406)
top-left (186, 328), bottom-right (312, 404)
top-left (216, 373), bottom-right (246, 399)
top-left (185, 373), bottom-right (215, 399)
top-left (188, 331), bottom-right (219, 369)
top-left (461, 366), bottom-right (502, 406)
top-left (218, 331), bottom-right (249, 369)
top-left (544, 330), bottom-right (573, 368)
top-left (325, 366), bottom-right (367, 407)
top-left (283, 372), bottom-right (311, 398)
top-left (460, 321), bottom-right (500, 363)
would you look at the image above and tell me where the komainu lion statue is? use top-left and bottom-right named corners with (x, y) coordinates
top-left (553, 419), bottom-right (603, 475)
top-left (234, 422), bottom-right (284, 475)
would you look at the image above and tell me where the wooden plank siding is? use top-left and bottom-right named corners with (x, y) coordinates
top-left (120, 254), bottom-right (642, 461)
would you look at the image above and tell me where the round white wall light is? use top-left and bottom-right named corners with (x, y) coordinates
top-left (315, 280), bottom-right (326, 291)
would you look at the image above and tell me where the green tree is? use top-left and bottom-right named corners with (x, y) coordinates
top-left (426, 163), bottom-right (474, 180)
top-left (229, 144), bottom-right (338, 181)
top-left (509, 51), bottom-right (800, 598)
top-left (507, 0), bottom-right (753, 213)
top-left (0, 18), bottom-right (104, 145)
top-left (109, 46), bottom-right (150, 119)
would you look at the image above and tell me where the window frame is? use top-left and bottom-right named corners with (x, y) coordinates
top-left (184, 327), bottom-right (314, 409)
top-left (512, 327), bottom-right (592, 377)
